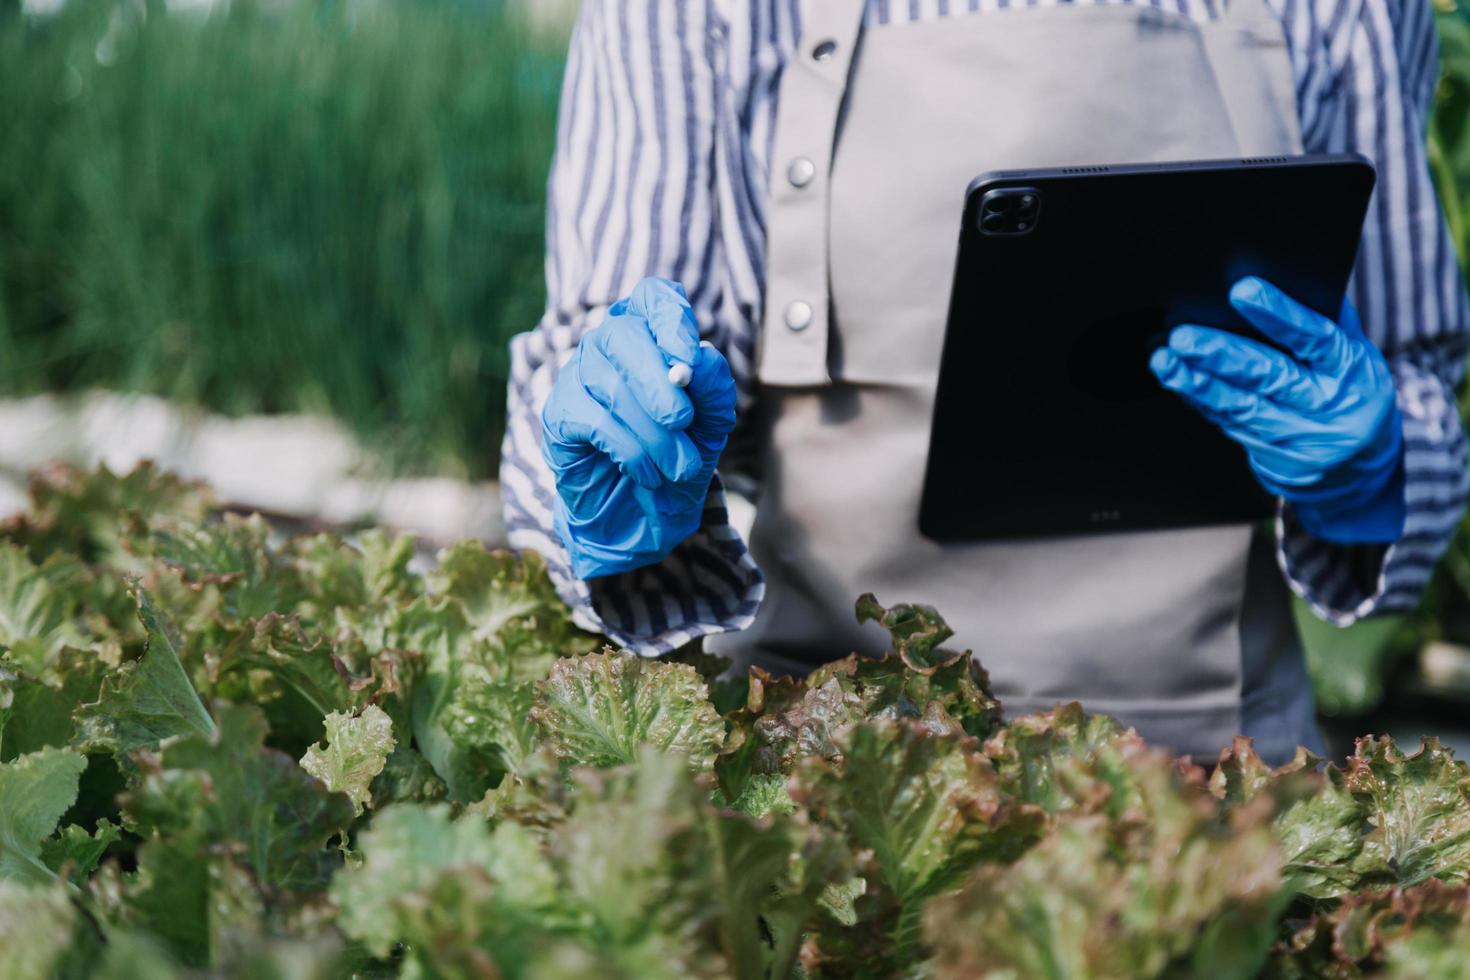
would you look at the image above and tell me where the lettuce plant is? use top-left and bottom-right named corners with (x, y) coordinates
top-left (1, 464), bottom-right (1470, 978)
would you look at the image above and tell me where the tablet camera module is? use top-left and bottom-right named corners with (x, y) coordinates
top-left (978, 187), bottom-right (1040, 235)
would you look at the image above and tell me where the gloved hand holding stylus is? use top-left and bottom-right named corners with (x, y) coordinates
top-left (1151, 276), bottom-right (1405, 544)
top-left (542, 277), bottom-right (737, 579)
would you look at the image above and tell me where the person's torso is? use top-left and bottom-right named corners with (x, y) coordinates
top-left (696, 0), bottom-right (1341, 405)
top-left (705, 0), bottom-right (1324, 763)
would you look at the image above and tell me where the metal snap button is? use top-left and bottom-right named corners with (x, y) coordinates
top-left (784, 300), bottom-right (814, 331)
top-left (812, 39), bottom-right (837, 62)
top-left (787, 157), bottom-right (816, 189)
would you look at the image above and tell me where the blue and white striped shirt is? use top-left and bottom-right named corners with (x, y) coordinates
top-left (503, 0), bottom-right (1470, 655)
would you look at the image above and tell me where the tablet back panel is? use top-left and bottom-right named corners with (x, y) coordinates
top-left (919, 155), bottom-right (1376, 541)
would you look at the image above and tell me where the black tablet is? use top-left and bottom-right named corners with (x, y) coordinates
top-left (919, 154), bottom-right (1376, 542)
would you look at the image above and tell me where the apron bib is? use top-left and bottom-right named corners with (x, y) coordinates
top-left (711, 0), bottom-right (1309, 760)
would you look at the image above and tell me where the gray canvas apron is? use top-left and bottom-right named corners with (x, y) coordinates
top-left (708, 0), bottom-right (1323, 763)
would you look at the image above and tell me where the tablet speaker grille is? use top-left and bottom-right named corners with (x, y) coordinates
top-left (1059, 165), bottom-right (1111, 175)
top-left (1239, 156), bottom-right (1290, 165)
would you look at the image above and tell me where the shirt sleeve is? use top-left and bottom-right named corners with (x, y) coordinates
top-left (1279, 0), bottom-right (1470, 625)
top-left (500, 0), bottom-right (764, 654)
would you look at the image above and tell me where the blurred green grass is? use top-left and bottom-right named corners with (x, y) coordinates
top-left (0, 0), bottom-right (563, 478)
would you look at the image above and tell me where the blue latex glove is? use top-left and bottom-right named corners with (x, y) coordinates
top-left (1150, 276), bottom-right (1405, 544)
top-left (541, 277), bottom-right (737, 579)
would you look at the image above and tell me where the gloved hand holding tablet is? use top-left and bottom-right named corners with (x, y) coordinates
top-left (920, 154), bottom-right (1381, 543)
top-left (1152, 276), bottom-right (1404, 543)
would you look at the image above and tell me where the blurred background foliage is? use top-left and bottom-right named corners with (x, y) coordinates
top-left (4, 0), bottom-right (1470, 721)
top-left (0, 0), bottom-right (563, 479)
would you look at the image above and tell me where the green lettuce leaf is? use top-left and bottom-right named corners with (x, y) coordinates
top-left (283, 529), bottom-right (418, 619)
top-left (0, 543), bottom-right (91, 676)
top-left (847, 594), bottom-right (1003, 738)
top-left (359, 751), bottom-right (833, 980)
top-left (127, 702), bottom-right (354, 893)
top-left (1270, 880), bottom-right (1470, 978)
top-left (926, 740), bottom-right (1285, 980)
top-left (74, 589), bottom-right (215, 758)
top-left (1212, 739), bottom-right (1364, 899)
top-left (0, 879), bottom-right (77, 980)
top-left (983, 702), bottom-right (1137, 815)
top-left (0, 647), bottom-right (109, 761)
top-left (204, 613), bottom-right (416, 759)
top-left (793, 720), bottom-right (1045, 972)
top-left (531, 650), bottom-right (724, 771)
top-left (148, 514), bottom-right (283, 621)
top-left (551, 749), bottom-right (817, 980)
top-left (205, 614), bottom-right (360, 719)
top-left (333, 802), bottom-right (567, 971)
top-left (41, 818), bottom-right (120, 880)
top-left (367, 743), bottom-right (448, 809)
top-left (338, 547), bottom-right (591, 801)
top-left (299, 705), bottom-right (394, 815)
top-left (854, 592), bottom-right (960, 673)
top-left (332, 803), bottom-right (502, 959)
top-left (419, 544), bottom-right (598, 781)
top-left (430, 542), bottom-right (593, 658)
top-left (351, 596), bottom-right (498, 801)
top-left (1334, 736), bottom-right (1470, 888)
top-left (111, 834), bottom-right (212, 967)
top-left (1209, 735), bottom-right (1278, 806)
top-left (712, 771), bottom-right (796, 819)
top-left (443, 672), bottom-right (540, 775)
top-left (467, 745), bottom-right (571, 831)
top-left (1382, 915), bottom-right (1470, 980)
top-left (715, 629), bottom-right (1001, 812)
top-left (83, 930), bottom-right (186, 980)
top-left (0, 462), bottom-right (212, 568)
top-left (104, 834), bottom-right (332, 974)
top-left (0, 746), bottom-right (87, 884)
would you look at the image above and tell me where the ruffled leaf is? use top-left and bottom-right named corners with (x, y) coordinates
top-left (1214, 739), bottom-right (1364, 900)
top-left (443, 673), bottom-right (540, 775)
top-left (1334, 736), bottom-right (1470, 888)
top-left (0, 544), bottom-right (91, 676)
top-left (334, 802), bottom-right (569, 975)
top-left (41, 818), bottom-right (120, 881)
top-left (74, 589), bottom-right (215, 758)
top-left (983, 702), bottom-right (1137, 815)
top-left (126, 702), bottom-right (354, 893)
top-left (299, 705), bottom-right (395, 815)
top-left (431, 542), bottom-right (593, 660)
top-left (793, 720), bottom-right (1045, 970)
top-left (532, 651), bottom-right (723, 771)
top-left (926, 741), bottom-right (1285, 980)
top-left (0, 746), bottom-right (87, 885)
top-left (1270, 880), bottom-right (1470, 977)
top-left (0, 462), bottom-right (212, 568)
top-left (148, 514), bottom-right (281, 620)
top-left (854, 593), bottom-right (961, 673)
top-left (0, 647), bottom-right (109, 760)
top-left (0, 879), bottom-right (77, 979)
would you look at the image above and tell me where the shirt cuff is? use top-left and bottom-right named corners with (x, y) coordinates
top-left (518, 472), bottom-right (765, 655)
top-left (1277, 364), bottom-right (1468, 626)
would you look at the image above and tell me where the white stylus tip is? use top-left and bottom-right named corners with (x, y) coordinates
top-left (667, 362), bottom-right (693, 388)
